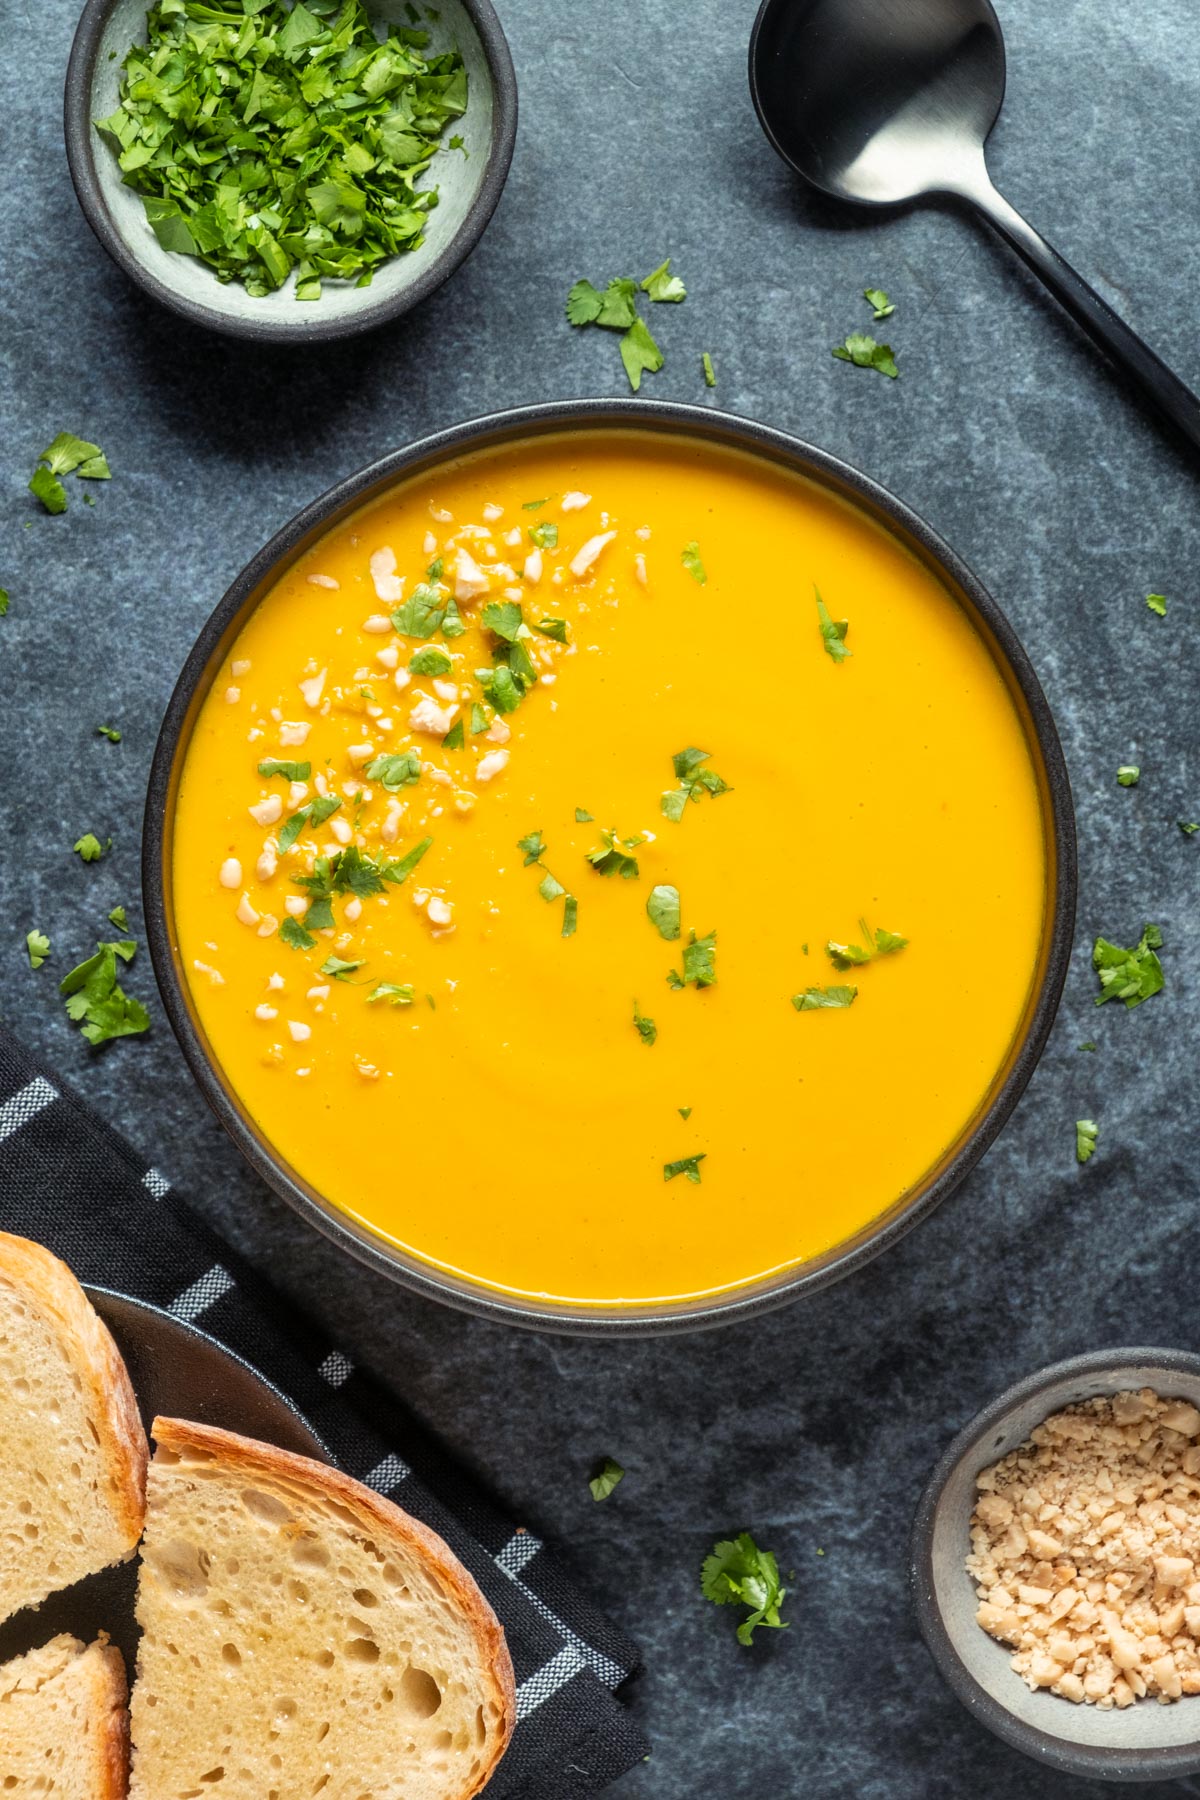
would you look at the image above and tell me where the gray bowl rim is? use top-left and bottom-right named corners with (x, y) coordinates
top-left (141, 395), bottom-right (1077, 1335)
top-left (911, 1345), bottom-right (1200, 1781)
top-left (63, 0), bottom-right (518, 345)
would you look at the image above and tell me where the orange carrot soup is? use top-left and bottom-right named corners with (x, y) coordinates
top-left (172, 431), bottom-right (1051, 1308)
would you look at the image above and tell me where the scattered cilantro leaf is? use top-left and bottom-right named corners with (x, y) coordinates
top-left (1076, 1118), bottom-right (1099, 1164)
top-left (863, 287), bottom-right (894, 319)
top-left (792, 985), bottom-right (857, 1010)
top-left (279, 793), bottom-right (342, 851)
top-left (1078, 1041), bottom-right (1097, 1052)
top-left (562, 894), bottom-right (578, 938)
top-left (280, 916), bottom-right (316, 951)
top-left (59, 940), bottom-right (149, 1046)
top-left (73, 833), bottom-right (107, 863)
top-left (702, 351), bottom-right (716, 388)
top-left (470, 703), bottom-right (489, 734)
top-left (669, 929), bottom-right (716, 989)
top-left (633, 1001), bottom-right (657, 1047)
top-left (108, 905), bottom-right (127, 930)
top-left (619, 316), bottom-right (665, 392)
top-left (664, 1153), bottom-right (706, 1184)
top-left (575, 807), bottom-right (594, 823)
top-left (586, 828), bottom-right (644, 880)
top-left (29, 465), bottom-right (67, 514)
top-left (522, 497), bottom-right (548, 510)
top-left (482, 600), bottom-right (527, 642)
top-left (259, 759), bottom-right (311, 782)
top-left (826, 920), bottom-right (907, 970)
top-left (320, 955), bottom-right (364, 981)
top-left (535, 617), bottom-right (569, 644)
top-left (832, 333), bottom-right (898, 378)
top-left (647, 885), bottom-right (681, 941)
top-left (1093, 925), bottom-right (1164, 1008)
top-left (409, 646), bottom-right (453, 677)
top-left (0, 590), bottom-right (8, 617)
top-left (96, 724), bottom-right (122, 743)
top-left (589, 1457), bottom-right (626, 1501)
top-left (662, 747), bottom-right (730, 820)
top-left (443, 717), bottom-right (464, 750)
top-left (701, 1533), bottom-right (789, 1646)
top-left (529, 520), bottom-right (558, 550)
top-left (538, 871), bottom-right (566, 903)
top-left (368, 982), bottom-right (415, 1007)
top-left (681, 542), bottom-right (706, 585)
top-left (26, 930), bottom-right (50, 970)
top-left (678, 1106), bottom-right (692, 1120)
top-left (380, 837), bottom-right (433, 883)
top-left (566, 279), bottom-right (605, 326)
top-left (30, 435), bottom-right (110, 511)
top-left (1116, 765), bottom-right (1140, 787)
top-left (1179, 821), bottom-right (1200, 836)
top-left (1147, 593), bottom-right (1168, 617)
top-left (518, 830), bottom-right (546, 866)
top-left (366, 752), bottom-right (421, 791)
top-left (641, 259), bottom-right (686, 302)
top-left (816, 589), bottom-right (851, 663)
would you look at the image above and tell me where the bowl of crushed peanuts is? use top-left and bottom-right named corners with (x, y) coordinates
top-left (913, 1349), bottom-right (1200, 1781)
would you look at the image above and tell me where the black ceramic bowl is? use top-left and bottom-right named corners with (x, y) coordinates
top-left (64, 0), bottom-right (517, 344)
top-left (913, 1349), bottom-right (1200, 1782)
top-left (143, 399), bottom-right (1076, 1334)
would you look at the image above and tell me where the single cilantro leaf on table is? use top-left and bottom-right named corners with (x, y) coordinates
top-left (29, 465), bottom-right (67, 514)
top-left (96, 724), bottom-right (122, 743)
top-left (664, 1153), bottom-right (706, 1184)
top-left (73, 832), bottom-right (108, 863)
top-left (792, 985), bottom-right (857, 1010)
top-left (589, 1457), bottom-right (626, 1501)
top-left (701, 1533), bottom-right (789, 1646)
top-left (1180, 820), bottom-right (1200, 836)
top-left (59, 940), bottom-right (149, 1046)
top-left (641, 259), bottom-right (686, 303)
top-left (863, 286), bottom-right (894, 319)
top-left (1076, 1119), bottom-right (1099, 1164)
top-left (832, 333), bottom-right (898, 378)
top-left (0, 590), bottom-right (8, 617)
top-left (702, 351), bottom-right (716, 388)
top-left (633, 1002), bottom-right (657, 1047)
top-left (1116, 765), bottom-right (1140, 787)
top-left (108, 906), bottom-right (127, 931)
top-left (1093, 925), bottom-right (1164, 1008)
top-left (816, 590), bottom-right (851, 663)
top-left (619, 317), bottom-right (664, 392)
top-left (1147, 593), bottom-right (1168, 617)
top-left (26, 930), bottom-right (50, 970)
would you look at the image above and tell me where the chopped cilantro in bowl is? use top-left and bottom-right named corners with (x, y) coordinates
top-left (68, 0), bottom-right (517, 341)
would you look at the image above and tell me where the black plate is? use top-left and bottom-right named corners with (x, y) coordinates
top-left (0, 1289), bottom-right (327, 1673)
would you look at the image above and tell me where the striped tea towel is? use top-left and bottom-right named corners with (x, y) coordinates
top-left (0, 1025), bottom-right (648, 1799)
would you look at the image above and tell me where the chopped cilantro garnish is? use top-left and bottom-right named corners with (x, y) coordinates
top-left (826, 920), bottom-right (907, 970)
top-left (96, 4), bottom-right (467, 304)
top-left (702, 351), bottom-right (716, 388)
top-left (664, 1153), bottom-right (706, 1184)
top-left (259, 758), bottom-right (311, 782)
top-left (535, 617), bottom-right (569, 644)
top-left (586, 829), bottom-right (644, 880)
top-left (73, 833), bottom-right (107, 863)
top-left (108, 906), bottom-right (128, 931)
top-left (392, 586), bottom-right (461, 641)
top-left (681, 542), bottom-right (706, 585)
top-left (538, 871), bottom-right (566, 903)
top-left (96, 724), bottom-right (122, 743)
top-left (646, 884), bottom-right (681, 941)
top-left (518, 831), bottom-right (547, 866)
top-left (641, 259), bottom-right (686, 302)
top-left (528, 520), bottom-right (558, 551)
top-left (863, 287), bottom-right (894, 319)
top-left (279, 793), bottom-right (342, 851)
top-left (1093, 924), bottom-right (1164, 1008)
top-left (701, 1533), bottom-right (788, 1646)
top-left (29, 434), bottom-right (110, 513)
top-left (678, 1106), bottom-right (692, 1120)
top-left (792, 985), bottom-right (857, 1010)
top-left (482, 600), bottom-right (528, 642)
top-left (816, 590), bottom-right (850, 663)
top-left (633, 1002), bottom-right (657, 1047)
top-left (365, 752), bottom-right (421, 790)
top-left (470, 703), bottom-right (489, 735)
top-left (319, 955), bottom-right (364, 981)
top-left (368, 982), bottom-right (415, 1007)
top-left (60, 940), bottom-right (149, 1046)
top-left (1116, 765), bottom-right (1140, 787)
top-left (832, 333), bottom-right (898, 378)
top-left (1147, 593), bottom-right (1168, 617)
top-left (668, 929), bottom-right (716, 989)
top-left (565, 263), bottom-right (683, 391)
top-left (1078, 1040), bottom-right (1097, 1052)
top-left (443, 718), bottom-right (464, 750)
top-left (26, 930), bottom-right (50, 970)
top-left (619, 317), bottom-right (665, 392)
top-left (280, 916), bottom-right (316, 951)
top-left (1179, 820), bottom-right (1200, 836)
top-left (427, 556), bottom-right (444, 581)
top-left (562, 894), bottom-right (578, 937)
top-left (1076, 1118), bottom-right (1099, 1164)
top-left (29, 465), bottom-right (67, 515)
top-left (662, 747), bottom-right (730, 821)
top-left (409, 646), bottom-right (453, 676)
top-left (589, 1457), bottom-right (626, 1501)
top-left (575, 807), bottom-right (594, 823)
top-left (0, 590), bottom-right (8, 617)
top-left (523, 497), bottom-right (548, 510)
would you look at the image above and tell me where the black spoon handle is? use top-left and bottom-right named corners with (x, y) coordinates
top-left (964, 175), bottom-right (1200, 454)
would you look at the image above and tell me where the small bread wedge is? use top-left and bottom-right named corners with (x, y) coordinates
top-left (0, 1633), bottom-right (130, 1796)
top-left (0, 1233), bottom-right (147, 1622)
top-left (131, 1417), bottom-right (516, 1799)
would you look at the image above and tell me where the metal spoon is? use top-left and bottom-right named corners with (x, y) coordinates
top-left (748, 0), bottom-right (1200, 452)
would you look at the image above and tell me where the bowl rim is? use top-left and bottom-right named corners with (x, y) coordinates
top-left (142, 396), bottom-right (1077, 1335)
top-left (911, 1346), bottom-right (1200, 1781)
top-left (62, 0), bottom-right (518, 345)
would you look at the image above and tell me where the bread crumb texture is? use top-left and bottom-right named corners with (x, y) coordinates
top-left (0, 1634), bottom-right (130, 1794)
top-left (0, 1239), bottom-right (146, 1623)
top-left (131, 1424), bottom-right (512, 1798)
top-left (968, 1387), bottom-right (1200, 1707)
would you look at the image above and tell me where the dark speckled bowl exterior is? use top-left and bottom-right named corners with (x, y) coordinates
top-left (913, 1348), bottom-right (1200, 1782)
top-left (143, 399), bottom-right (1077, 1334)
top-left (64, 0), bottom-right (517, 344)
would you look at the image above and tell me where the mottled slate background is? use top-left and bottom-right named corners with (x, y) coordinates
top-left (3, 0), bottom-right (1200, 1793)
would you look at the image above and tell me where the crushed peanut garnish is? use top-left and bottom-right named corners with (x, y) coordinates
top-left (968, 1388), bottom-right (1200, 1707)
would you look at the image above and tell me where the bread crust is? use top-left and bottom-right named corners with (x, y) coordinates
top-left (0, 1234), bottom-right (148, 1556)
top-left (84, 1638), bottom-right (132, 1800)
top-left (151, 1416), bottom-right (516, 1796)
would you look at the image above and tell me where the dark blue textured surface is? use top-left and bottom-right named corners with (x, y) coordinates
top-left (2, 1), bottom-right (1199, 1793)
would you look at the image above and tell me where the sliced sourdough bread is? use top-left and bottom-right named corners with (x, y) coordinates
top-left (131, 1417), bottom-right (516, 1799)
top-left (0, 1633), bottom-right (130, 1796)
top-left (0, 1232), bottom-right (148, 1623)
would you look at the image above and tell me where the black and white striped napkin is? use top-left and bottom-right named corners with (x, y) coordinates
top-left (0, 1026), bottom-right (648, 1799)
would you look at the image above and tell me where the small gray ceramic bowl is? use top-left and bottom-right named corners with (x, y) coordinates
top-left (64, 0), bottom-right (516, 343)
top-left (913, 1348), bottom-right (1200, 1782)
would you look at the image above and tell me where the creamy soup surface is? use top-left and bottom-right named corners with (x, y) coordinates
top-left (173, 432), bottom-right (1050, 1306)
